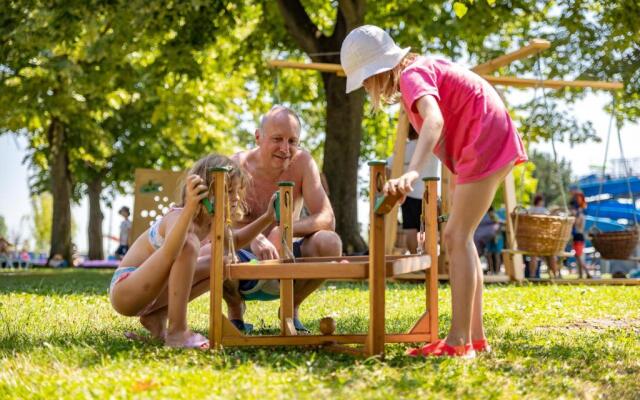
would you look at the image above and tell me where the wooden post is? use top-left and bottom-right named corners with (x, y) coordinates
top-left (438, 167), bottom-right (453, 275)
top-left (503, 171), bottom-right (524, 281)
top-left (424, 178), bottom-right (439, 341)
top-left (367, 161), bottom-right (387, 357)
top-left (209, 167), bottom-right (228, 349)
top-left (278, 181), bottom-right (296, 335)
top-left (385, 109), bottom-right (409, 254)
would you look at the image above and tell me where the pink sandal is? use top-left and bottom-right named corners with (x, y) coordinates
top-left (406, 340), bottom-right (476, 359)
top-left (166, 332), bottom-right (210, 350)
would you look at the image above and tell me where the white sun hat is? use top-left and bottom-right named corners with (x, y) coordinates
top-left (340, 25), bottom-right (410, 94)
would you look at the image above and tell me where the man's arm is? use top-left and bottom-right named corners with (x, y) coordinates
top-left (293, 153), bottom-right (335, 237)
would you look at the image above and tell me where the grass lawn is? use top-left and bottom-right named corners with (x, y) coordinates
top-left (1, 269), bottom-right (639, 399)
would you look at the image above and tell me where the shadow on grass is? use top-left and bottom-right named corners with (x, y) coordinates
top-left (0, 269), bottom-right (112, 296)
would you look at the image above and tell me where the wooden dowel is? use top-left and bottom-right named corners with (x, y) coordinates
top-left (472, 39), bottom-right (551, 74)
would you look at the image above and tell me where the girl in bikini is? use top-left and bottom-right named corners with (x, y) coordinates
top-left (341, 26), bottom-right (527, 358)
top-left (109, 154), bottom-right (276, 349)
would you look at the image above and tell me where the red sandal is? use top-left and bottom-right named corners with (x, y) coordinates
top-left (406, 340), bottom-right (476, 359)
top-left (472, 339), bottom-right (492, 353)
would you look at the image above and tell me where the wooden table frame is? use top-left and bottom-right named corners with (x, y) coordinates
top-left (207, 162), bottom-right (440, 357)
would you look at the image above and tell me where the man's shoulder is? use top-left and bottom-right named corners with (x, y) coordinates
top-left (292, 149), bottom-right (316, 168)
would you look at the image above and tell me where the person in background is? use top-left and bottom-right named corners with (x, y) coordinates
top-left (485, 208), bottom-right (504, 275)
top-left (387, 125), bottom-right (439, 253)
top-left (569, 187), bottom-right (591, 279)
top-left (115, 206), bottom-right (132, 260)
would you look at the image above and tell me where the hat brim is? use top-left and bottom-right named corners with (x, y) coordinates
top-left (345, 47), bottom-right (410, 94)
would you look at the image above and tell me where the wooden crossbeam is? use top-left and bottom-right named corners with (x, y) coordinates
top-left (225, 255), bottom-right (430, 280)
top-left (471, 39), bottom-right (550, 74)
top-left (485, 76), bottom-right (624, 91)
top-left (268, 59), bottom-right (623, 91)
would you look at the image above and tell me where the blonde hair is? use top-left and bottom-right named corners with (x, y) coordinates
top-left (178, 154), bottom-right (249, 226)
top-left (367, 52), bottom-right (419, 112)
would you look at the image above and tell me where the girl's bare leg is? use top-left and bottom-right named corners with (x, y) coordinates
top-left (163, 235), bottom-right (201, 345)
top-left (110, 233), bottom-right (200, 316)
top-left (446, 162), bottom-right (513, 347)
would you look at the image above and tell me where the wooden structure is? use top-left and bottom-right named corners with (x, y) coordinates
top-left (268, 38), bottom-right (623, 282)
top-left (208, 163), bottom-right (440, 357)
top-left (131, 169), bottom-right (184, 241)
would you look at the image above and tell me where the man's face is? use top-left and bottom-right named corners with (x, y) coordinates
top-left (256, 113), bottom-right (300, 169)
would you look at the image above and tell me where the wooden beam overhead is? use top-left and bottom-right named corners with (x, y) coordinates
top-left (471, 38), bottom-right (551, 74)
top-left (484, 75), bottom-right (624, 91)
top-left (267, 59), bottom-right (345, 76)
top-left (268, 59), bottom-right (623, 91)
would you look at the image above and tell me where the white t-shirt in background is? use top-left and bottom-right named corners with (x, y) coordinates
top-left (387, 139), bottom-right (440, 199)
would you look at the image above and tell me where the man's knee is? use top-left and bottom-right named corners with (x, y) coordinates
top-left (303, 230), bottom-right (342, 256)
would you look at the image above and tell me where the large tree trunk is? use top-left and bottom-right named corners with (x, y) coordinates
top-left (87, 176), bottom-right (104, 260)
top-left (274, 0), bottom-right (366, 252)
top-left (47, 118), bottom-right (73, 264)
top-left (322, 73), bottom-right (367, 253)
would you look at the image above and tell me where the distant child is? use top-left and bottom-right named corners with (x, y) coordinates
top-left (569, 187), bottom-right (591, 279)
top-left (115, 206), bottom-right (132, 260)
top-left (341, 26), bottom-right (527, 358)
top-left (109, 154), bottom-right (276, 349)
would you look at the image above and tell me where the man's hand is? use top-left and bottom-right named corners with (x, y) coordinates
top-left (250, 234), bottom-right (279, 260)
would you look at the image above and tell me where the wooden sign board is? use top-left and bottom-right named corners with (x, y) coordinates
top-left (131, 169), bottom-right (185, 241)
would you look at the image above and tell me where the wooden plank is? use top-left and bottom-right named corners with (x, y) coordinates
top-left (279, 183), bottom-right (295, 335)
top-left (222, 334), bottom-right (368, 346)
top-left (368, 162), bottom-right (387, 357)
top-left (425, 179), bottom-right (439, 342)
top-left (503, 171), bottom-right (525, 281)
top-left (210, 170), bottom-right (226, 348)
top-left (388, 255), bottom-right (431, 276)
top-left (472, 39), bottom-right (551, 74)
top-left (227, 261), bottom-right (368, 280)
top-left (385, 333), bottom-right (431, 343)
top-left (484, 76), bottom-right (623, 90)
top-left (385, 110), bottom-right (409, 253)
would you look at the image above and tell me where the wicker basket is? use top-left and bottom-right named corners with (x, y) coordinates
top-left (590, 228), bottom-right (639, 260)
top-left (511, 210), bottom-right (575, 255)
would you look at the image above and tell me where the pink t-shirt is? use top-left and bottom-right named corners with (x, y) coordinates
top-left (399, 57), bottom-right (527, 183)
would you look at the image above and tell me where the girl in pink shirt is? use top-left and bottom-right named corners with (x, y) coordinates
top-left (341, 25), bottom-right (527, 358)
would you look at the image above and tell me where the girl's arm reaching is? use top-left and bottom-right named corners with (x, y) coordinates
top-left (232, 192), bottom-right (277, 249)
top-left (161, 175), bottom-right (208, 259)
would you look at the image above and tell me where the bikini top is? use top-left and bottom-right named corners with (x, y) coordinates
top-left (147, 207), bottom-right (183, 250)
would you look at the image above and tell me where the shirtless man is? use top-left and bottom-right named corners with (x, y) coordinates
top-left (226, 105), bottom-right (342, 332)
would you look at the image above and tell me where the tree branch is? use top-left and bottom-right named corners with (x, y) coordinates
top-left (337, 0), bottom-right (365, 30)
top-left (275, 0), bottom-right (322, 55)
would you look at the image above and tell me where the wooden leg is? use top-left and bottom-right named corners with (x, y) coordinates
top-left (280, 279), bottom-right (296, 336)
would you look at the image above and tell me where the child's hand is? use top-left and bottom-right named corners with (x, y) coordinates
top-left (385, 170), bottom-right (419, 197)
top-left (185, 174), bottom-right (209, 212)
top-left (265, 192), bottom-right (277, 222)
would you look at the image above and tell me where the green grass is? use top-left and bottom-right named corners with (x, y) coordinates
top-left (1, 269), bottom-right (639, 399)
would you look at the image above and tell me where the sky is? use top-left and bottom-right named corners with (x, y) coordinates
top-left (1, 90), bottom-right (638, 255)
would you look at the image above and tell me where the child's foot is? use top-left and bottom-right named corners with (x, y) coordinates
top-left (165, 331), bottom-right (209, 350)
top-left (139, 311), bottom-right (167, 340)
